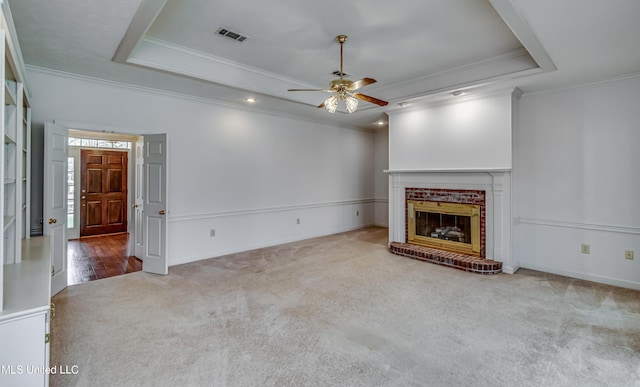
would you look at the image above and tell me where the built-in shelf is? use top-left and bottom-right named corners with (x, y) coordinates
top-left (1, 237), bottom-right (51, 319)
top-left (4, 81), bottom-right (16, 106)
top-left (0, 5), bottom-right (44, 385)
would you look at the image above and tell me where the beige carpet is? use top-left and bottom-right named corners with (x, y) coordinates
top-left (51, 227), bottom-right (640, 386)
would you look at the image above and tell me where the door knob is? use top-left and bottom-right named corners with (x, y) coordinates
top-left (48, 218), bottom-right (57, 224)
top-left (159, 210), bottom-right (165, 215)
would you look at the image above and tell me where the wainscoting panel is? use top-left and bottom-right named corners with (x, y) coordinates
top-left (168, 200), bottom-right (376, 266)
top-left (515, 220), bottom-right (640, 290)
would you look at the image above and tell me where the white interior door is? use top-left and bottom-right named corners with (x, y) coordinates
top-left (133, 137), bottom-right (144, 258)
top-left (44, 122), bottom-right (68, 296)
top-left (142, 134), bottom-right (168, 275)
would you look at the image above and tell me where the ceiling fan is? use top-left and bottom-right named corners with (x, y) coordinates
top-left (288, 35), bottom-right (388, 113)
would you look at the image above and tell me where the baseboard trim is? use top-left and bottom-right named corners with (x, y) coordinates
top-left (520, 262), bottom-right (640, 290)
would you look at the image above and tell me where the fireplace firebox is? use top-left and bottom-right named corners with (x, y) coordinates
top-left (408, 200), bottom-right (481, 256)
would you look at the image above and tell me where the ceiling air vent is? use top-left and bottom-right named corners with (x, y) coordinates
top-left (216, 27), bottom-right (248, 42)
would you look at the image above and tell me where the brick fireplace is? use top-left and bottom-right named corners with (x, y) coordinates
top-left (387, 171), bottom-right (516, 274)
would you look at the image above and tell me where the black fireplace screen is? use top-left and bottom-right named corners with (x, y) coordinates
top-left (415, 211), bottom-right (472, 244)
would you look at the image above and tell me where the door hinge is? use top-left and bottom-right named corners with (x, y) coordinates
top-left (45, 333), bottom-right (50, 344)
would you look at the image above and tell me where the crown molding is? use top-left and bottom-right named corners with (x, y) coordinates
top-left (25, 65), bottom-right (363, 132)
top-left (520, 71), bottom-right (640, 98)
top-left (127, 36), bottom-right (323, 107)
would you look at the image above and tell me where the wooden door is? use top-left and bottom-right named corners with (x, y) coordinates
top-left (80, 149), bottom-right (128, 236)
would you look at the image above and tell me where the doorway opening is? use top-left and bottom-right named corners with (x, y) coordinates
top-left (66, 129), bottom-right (141, 284)
top-left (46, 121), bottom-right (168, 295)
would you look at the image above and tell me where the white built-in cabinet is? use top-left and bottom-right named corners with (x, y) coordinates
top-left (0, 2), bottom-right (52, 386)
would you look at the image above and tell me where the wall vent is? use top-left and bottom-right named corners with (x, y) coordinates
top-left (216, 27), bottom-right (248, 42)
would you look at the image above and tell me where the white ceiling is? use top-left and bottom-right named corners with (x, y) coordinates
top-left (7, 0), bottom-right (640, 130)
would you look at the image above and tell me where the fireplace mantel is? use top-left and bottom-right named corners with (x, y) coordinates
top-left (386, 170), bottom-right (518, 274)
top-left (384, 168), bottom-right (512, 174)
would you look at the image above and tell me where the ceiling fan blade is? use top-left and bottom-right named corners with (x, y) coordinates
top-left (348, 77), bottom-right (377, 91)
top-left (353, 93), bottom-right (388, 107)
top-left (288, 88), bottom-right (333, 92)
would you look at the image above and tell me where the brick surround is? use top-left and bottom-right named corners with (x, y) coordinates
top-left (405, 188), bottom-right (486, 258)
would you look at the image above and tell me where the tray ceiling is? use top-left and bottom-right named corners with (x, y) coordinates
top-left (7, 0), bottom-right (640, 130)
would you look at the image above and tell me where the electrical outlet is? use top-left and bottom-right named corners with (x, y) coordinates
top-left (625, 250), bottom-right (634, 260)
top-left (296, 218), bottom-right (300, 225)
top-left (210, 229), bottom-right (215, 237)
top-left (581, 244), bottom-right (590, 254)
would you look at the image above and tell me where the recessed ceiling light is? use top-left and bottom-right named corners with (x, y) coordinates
top-left (377, 121), bottom-right (386, 126)
top-left (399, 102), bottom-right (408, 108)
top-left (452, 90), bottom-right (464, 97)
top-left (245, 97), bottom-right (257, 103)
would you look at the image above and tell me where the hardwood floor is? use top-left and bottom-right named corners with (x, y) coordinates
top-left (67, 233), bottom-right (142, 286)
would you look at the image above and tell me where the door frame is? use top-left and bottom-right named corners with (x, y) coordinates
top-left (65, 136), bottom-right (135, 243)
top-left (49, 121), bottom-right (169, 279)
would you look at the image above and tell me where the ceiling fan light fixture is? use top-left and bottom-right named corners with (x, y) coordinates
top-left (288, 34), bottom-right (388, 113)
top-left (324, 95), bottom-right (338, 113)
top-left (345, 95), bottom-right (358, 113)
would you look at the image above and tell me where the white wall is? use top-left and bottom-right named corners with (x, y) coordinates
top-left (389, 93), bottom-right (513, 170)
top-left (514, 76), bottom-right (640, 289)
top-left (27, 69), bottom-right (376, 266)
top-left (373, 127), bottom-right (389, 227)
